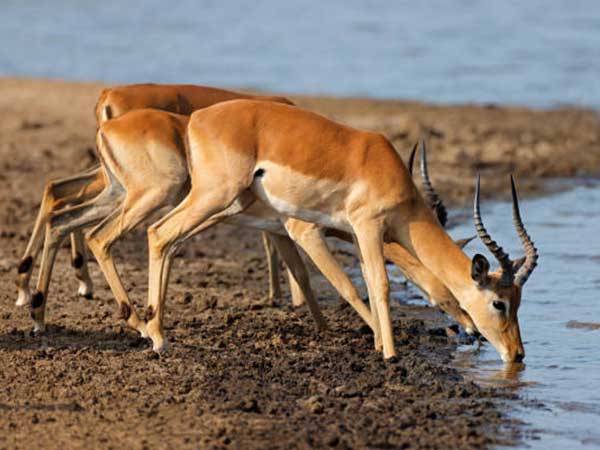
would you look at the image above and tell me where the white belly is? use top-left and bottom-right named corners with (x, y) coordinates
top-left (250, 161), bottom-right (352, 233)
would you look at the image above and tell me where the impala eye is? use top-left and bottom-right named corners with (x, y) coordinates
top-left (492, 300), bottom-right (506, 312)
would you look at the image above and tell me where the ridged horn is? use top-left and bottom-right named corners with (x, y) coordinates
top-left (473, 174), bottom-right (513, 286)
top-left (407, 141), bottom-right (418, 176)
top-left (510, 175), bottom-right (538, 287)
top-left (420, 140), bottom-right (448, 227)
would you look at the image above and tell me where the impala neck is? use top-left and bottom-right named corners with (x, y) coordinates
top-left (395, 202), bottom-right (476, 309)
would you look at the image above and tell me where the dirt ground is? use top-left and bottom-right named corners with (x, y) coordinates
top-left (1, 77), bottom-right (598, 449)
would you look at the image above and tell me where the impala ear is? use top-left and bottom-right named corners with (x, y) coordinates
top-left (455, 235), bottom-right (476, 249)
top-left (471, 254), bottom-right (490, 285)
top-left (511, 256), bottom-right (526, 273)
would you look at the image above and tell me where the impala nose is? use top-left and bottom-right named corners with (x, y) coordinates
top-left (514, 352), bottom-right (525, 363)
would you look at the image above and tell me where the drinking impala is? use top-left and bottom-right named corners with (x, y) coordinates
top-left (141, 100), bottom-right (537, 362)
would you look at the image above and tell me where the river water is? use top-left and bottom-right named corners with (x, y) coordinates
top-left (445, 181), bottom-right (600, 449)
top-left (1, 0), bottom-right (600, 108)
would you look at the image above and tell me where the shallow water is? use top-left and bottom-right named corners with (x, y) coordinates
top-left (2, 0), bottom-right (600, 108)
top-left (445, 182), bottom-right (600, 448)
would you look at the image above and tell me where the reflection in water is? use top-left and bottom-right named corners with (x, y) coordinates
top-left (454, 346), bottom-right (530, 387)
top-left (448, 182), bottom-right (600, 450)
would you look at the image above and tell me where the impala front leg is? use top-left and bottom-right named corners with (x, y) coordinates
top-left (263, 232), bottom-right (307, 307)
top-left (266, 234), bottom-right (327, 331)
top-left (261, 232), bottom-right (282, 301)
top-left (354, 237), bottom-right (382, 352)
top-left (353, 220), bottom-right (395, 359)
top-left (283, 219), bottom-right (374, 331)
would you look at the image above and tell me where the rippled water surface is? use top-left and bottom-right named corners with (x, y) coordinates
top-left (446, 182), bottom-right (600, 449)
top-left (2, 0), bottom-right (600, 107)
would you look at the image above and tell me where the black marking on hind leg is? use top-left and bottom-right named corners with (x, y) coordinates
top-left (30, 291), bottom-right (44, 309)
top-left (83, 292), bottom-right (93, 300)
top-left (118, 303), bottom-right (131, 321)
top-left (144, 306), bottom-right (155, 322)
top-left (17, 256), bottom-right (33, 274)
top-left (72, 252), bottom-right (84, 269)
top-left (253, 168), bottom-right (265, 178)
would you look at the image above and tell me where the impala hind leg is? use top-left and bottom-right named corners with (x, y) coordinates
top-left (146, 189), bottom-right (254, 353)
top-left (266, 234), bottom-right (327, 331)
top-left (353, 220), bottom-right (395, 359)
top-left (84, 190), bottom-right (172, 337)
top-left (283, 220), bottom-right (374, 331)
top-left (16, 167), bottom-right (103, 306)
top-left (30, 187), bottom-right (121, 332)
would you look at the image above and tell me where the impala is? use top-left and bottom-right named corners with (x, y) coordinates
top-left (20, 84), bottom-right (478, 339)
top-left (29, 107), bottom-right (475, 341)
top-left (16, 84), bottom-right (297, 309)
top-left (141, 100), bottom-right (537, 362)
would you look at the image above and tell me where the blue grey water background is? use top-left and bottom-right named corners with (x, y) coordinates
top-left (1, 0), bottom-right (600, 108)
top-left (3, 1), bottom-right (600, 447)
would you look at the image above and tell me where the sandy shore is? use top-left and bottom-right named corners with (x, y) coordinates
top-left (1, 77), bottom-right (598, 449)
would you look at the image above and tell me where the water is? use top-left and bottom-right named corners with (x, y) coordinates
top-left (2, 0), bottom-right (600, 108)
top-left (446, 182), bottom-right (600, 448)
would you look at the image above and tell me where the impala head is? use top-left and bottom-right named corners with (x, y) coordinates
top-left (466, 175), bottom-right (538, 363)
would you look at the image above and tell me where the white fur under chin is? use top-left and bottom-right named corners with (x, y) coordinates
top-left (15, 290), bottom-right (31, 307)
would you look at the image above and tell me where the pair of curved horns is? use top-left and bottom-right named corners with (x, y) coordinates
top-left (474, 174), bottom-right (538, 287)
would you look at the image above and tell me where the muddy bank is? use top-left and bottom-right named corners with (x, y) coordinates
top-left (2, 77), bottom-right (597, 449)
